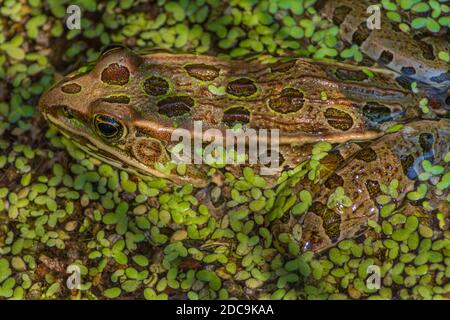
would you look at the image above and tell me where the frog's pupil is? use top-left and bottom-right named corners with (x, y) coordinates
top-left (98, 122), bottom-right (118, 137)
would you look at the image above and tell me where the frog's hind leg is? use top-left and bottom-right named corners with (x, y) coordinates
top-left (318, 0), bottom-right (450, 116)
top-left (297, 120), bottom-right (449, 253)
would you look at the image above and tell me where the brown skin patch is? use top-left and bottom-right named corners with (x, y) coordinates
top-left (142, 76), bottom-right (169, 96)
top-left (335, 69), bottom-right (368, 81)
top-left (101, 63), bottom-right (130, 86)
top-left (268, 88), bottom-right (305, 113)
top-left (132, 139), bottom-right (163, 165)
top-left (320, 153), bottom-right (345, 179)
top-left (222, 107), bottom-right (251, 126)
top-left (332, 6), bottom-right (352, 25)
top-left (226, 78), bottom-right (258, 97)
top-left (185, 64), bottom-right (220, 81)
top-left (352, 22), bottom-right (371, 46)
top-left (270, 60), bottom-right (296, 73)
top-left (365, 179), bottom-right (381, 200)
top-left (310, 202), bottom-right (341, 243)
top-left (61, 83), bottom-right (82, 94)
top-left (157, 96), bottom-right (194, 117)
top-left (324, 108), bottom-right (354, 131)
top-left (354, 148), bottom-right (378, 162)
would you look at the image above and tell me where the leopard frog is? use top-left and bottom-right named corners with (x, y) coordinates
top-left (39, 2), bottom-right (450, 252)
top-left (39, 46), bottom-right (444, 186)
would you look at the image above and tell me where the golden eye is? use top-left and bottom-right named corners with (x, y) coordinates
top-left (93, 114), bottom-right (126, 142)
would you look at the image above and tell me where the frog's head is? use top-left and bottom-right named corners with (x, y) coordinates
top-left (39, 47), bottom-right (208, 187)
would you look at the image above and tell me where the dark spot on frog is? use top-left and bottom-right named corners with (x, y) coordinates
top-left (365, 180), bottom-right (381, 200)
top-left (324, 108), bottom-right (354, 131)
top-left (359, 54), bottom-right (377, 67)
top-left (57, 105), bottom-right (74, 118)
top-left (363, 103), bottom-right (397, 124)
top-left (226, 78), bottom-right (258, 97)
top-left (400, 154), bottom-right (418, 180)
top-left (101, 63), bottom-right (130, 86)
top-left (321, 152), bottom-right (345, 173)
top-left (61, 83), bottom-right (82, 94)
top-left (419, 132), bottom-right (435, 162)
top-left (157, 96), bottom-right (194, 117)
top-left (135, 128), bottom-right (150, 138)
top-left (446, 95), bottom-right (450, 106)
top-left (325, 173), bottom-right (344, 189)
top-left (395, 75), bottom-right (413, 90)
top-left (222, 107), bottom-right (250, 126)
top-left (419, 133), bottom-right (433, 150)
top-left (270, 60), bottom-right (296, 73)
top-left (379, 50), bottom-right (394, 65)
top-left (185, 64), bottom-right (220, 81)
top-left (310, 202), bottom-right (341, 243)
top-left (401, 67), bottom-right (416, 76)
top-left (430, 71), bottom-right (450, 84)
top-left (332, 6), bottom-right (352, 25)
top-left (335, 69), bottom-right (368, 82)
top-left (268, 88), bottom-right (305, 113)
top-left (355, 148), bottom-right (377, 162)
top-left (102, 95), bottom-right (130, 104)
top-left (132, 139), bottom-right (163, 165)
top-left (143, 76), bottom-right (169, 96)
top-left (414, 38), bottom-right (435, 60)
top-left (427, 95), bottom-right (443, 110)
top-left (352, 22), bottom-right (371, 46)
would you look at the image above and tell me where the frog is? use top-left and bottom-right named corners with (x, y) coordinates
top-left (39, 47), bottom-right (439, 185)
top-left (38, 2), bottom-right (450, 253)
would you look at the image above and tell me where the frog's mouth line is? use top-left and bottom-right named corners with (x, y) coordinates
top-left (43, 112), bottom-right (190, 184)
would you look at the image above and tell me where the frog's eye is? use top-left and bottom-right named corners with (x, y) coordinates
top-left (93, 114), bottom-right (126, 142)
